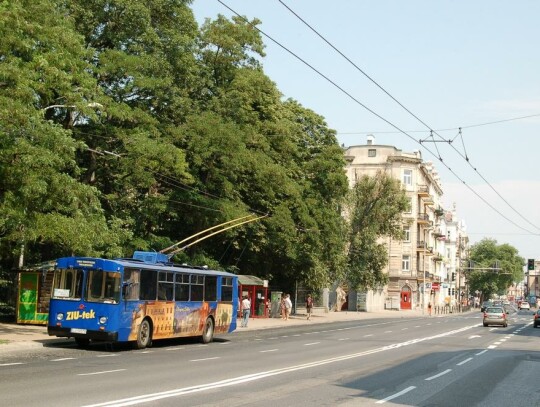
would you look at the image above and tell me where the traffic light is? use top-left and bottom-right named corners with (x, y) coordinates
top-left (527, 259), bottom-right (535, 271)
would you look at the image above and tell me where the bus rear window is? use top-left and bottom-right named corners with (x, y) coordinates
top-left (52, 268), bottom-right (83, 299)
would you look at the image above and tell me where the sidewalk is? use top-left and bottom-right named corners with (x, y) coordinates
top-left (0, 308), bottom-right (439, 353)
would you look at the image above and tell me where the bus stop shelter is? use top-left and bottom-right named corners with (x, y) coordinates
top-left (238, 275), bottom-right (269, 318)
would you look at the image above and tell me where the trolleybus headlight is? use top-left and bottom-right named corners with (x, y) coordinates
top-left (56, 313), bottom-right (64, 321)
top-left (99, 316), bottom-right (108, 324)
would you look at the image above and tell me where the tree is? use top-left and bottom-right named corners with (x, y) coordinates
top-left (466, 238), bottom-right (524, 300)
top-left (0, 0), bottom-right (128, 269)
top-left (345, 171), bottom-right (411, 290)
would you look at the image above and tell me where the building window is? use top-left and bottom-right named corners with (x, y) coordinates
top-left (403, 227), bottom-right (410, 242)
top-left (402, 255), bottom-right (410, 272)
top-left (403, 169), bottom-right (412, 186)
top-left (368, 149), bottom-right (376, 157)
top-left (404, 197), bottom-right (413, 214)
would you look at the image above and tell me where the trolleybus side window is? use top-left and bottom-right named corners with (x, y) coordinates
top-left (204, 276), bottom-right (217, 301)
top-left (190, 275), bottom-right (204, 301)
top-left (175, 273), bottom-right (189, 301)
top-left (86, 270), bottom-right (121, 303)
top-left (123, 268), bottom-right (141, 300)
top-left (221, 277), bottom-right (233, 302)
top-left (158, 271), bottom-right (174, 301)
top-left (140, 269), bottom-right (157, 300)
top-left (52, 268), bottom-right (83, 299)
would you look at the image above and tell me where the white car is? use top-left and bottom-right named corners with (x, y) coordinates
top-left (519, 301), bottom-right (530, 310)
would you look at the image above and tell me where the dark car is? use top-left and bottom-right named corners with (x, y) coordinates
top-left (534, 309), bottom-right (540, 328)
top-left (480, 301), bottom-right (492, 312)
top-left (483, 306), bottom-right (508, 327)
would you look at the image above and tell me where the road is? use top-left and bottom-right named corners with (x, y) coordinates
top-left (1, 310), bottom-right (538, 406)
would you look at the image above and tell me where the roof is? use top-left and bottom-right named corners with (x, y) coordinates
top-left (238, 275), bottom-right (265, 286)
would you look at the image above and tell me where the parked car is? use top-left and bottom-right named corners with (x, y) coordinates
top-left (519, 301), bottom-right (530, 310)
top-left (480, 301), bottom-right (492, 312)
top-left (483, 306), bottom-right (508, 327)
top-left (534, 309), bottom-right (540, 328)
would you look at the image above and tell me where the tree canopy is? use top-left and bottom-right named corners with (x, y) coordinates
top-left (345, 171), bottom-right (411, 290)
top-left (466, 238), bottom-right (524, 300)
top-left (0, 1), bottom-right (348, 292)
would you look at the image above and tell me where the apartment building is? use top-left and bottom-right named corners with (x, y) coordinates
top-left (343, 135), bottom-right (466, 311)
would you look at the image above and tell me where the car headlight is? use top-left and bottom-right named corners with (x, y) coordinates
top-left (99, 316), bottom-right (108, 324)
top-left (56, 313), bottom-right (64, 321)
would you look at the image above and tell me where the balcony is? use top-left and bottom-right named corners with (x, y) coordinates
top-left (434, 228), bottom-right (446, 240)
top-left (434, 208), bottom-right (444, 217)
top-left (417, 240), bottom-right (427, 251)
top-left (417, 213), bottom-right (431, 224)
top-left (417, 185), bottom-right (429, 197)
top-left (433, 253), bottom-right (443, 262)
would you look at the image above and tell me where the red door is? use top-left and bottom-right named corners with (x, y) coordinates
top-left (400, 286), bottom-right (412, 310)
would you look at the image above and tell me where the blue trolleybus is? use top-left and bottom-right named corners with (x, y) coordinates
top-left (47, 251), bottom-right (238, 348)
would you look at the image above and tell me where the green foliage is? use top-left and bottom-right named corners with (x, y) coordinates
top-left (345, 171), bottom-right (410, 290)
top-left (467, 238), bottom-right (524, 299)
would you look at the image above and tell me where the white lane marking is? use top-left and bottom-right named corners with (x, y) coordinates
top-left (165, 347), bottom-right (185, 351)
top-left (363, 334), bottom-right (374, 337)
top-left (401, 328), bottom-right (408, 331)
top-left (457, 357), bottom-right (473, 366)
top-left (140, 351), bottom-right (153, 354)
top-left (468, 335), bottom-right (481, 339)
top-left (268, 337), bottom-right (278, 340)
top-left (304, 342), bottom-right (320, 346)
top-left (260, 349), bottom-right (278, 353)
top-left (78, 369), bottom-right (126, 376)
top-left (280, 336), bottom-right (289, 338)
top-left (488, 345), bottom-right (497, 349)
top-left (190, 357), bottom-right (220, 362)
top-left (97, 354), bottom-right (118, 358)
top-left (338, 338), bottom-right (349, 341)
top-left (494, 341), bottom-right (502, 345)
top-left (425, 369), bottom-right (452, 381)
top-left (376, 386), bottom-right (416, 404)
top-left (293, 334), bottom-right (301, 337)
top-left (51, 358), bottom-right (76, 362)
top-left (475, 350), bottom-right (488, 356)
top-left (384, 331), bottom-right (392, 333)
top-left (415, 326), bottom-right (421, 328)
top-left (0, 362), bottom-right (24, 366)
top-left (81, 325), bottom-right (477, 407)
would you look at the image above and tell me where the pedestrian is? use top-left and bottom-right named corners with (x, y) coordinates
top-left (284, 294), bottom-right (292, 320)
top-left (306, 294), bottom-right (313, 320)
top-left (428, 302), bottom-right (432, 316)
top-left (241, 295), bottom-right (251, 327)
top-left (280, 294), bottom-right (286, 319)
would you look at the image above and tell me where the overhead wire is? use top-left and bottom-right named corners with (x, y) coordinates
top-left (216, 0), bottom-right (540, 236)
top-left (336, 112), bottom-right (540, 134)
top-left (275, 0), bottom-right (540, 233)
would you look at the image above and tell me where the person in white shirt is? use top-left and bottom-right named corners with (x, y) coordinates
top-left (284, 294), bottom-right (292, 320)
top-left (241, 295), bottom-right (251, 327)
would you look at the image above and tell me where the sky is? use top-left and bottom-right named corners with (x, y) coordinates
top-left (192, 0), bottom-right (540, 262)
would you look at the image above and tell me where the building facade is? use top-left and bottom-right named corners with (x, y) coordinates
top-left (343, 136), bottom-right (469, 311)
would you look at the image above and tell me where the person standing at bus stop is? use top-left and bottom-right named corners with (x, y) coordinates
top-left (306, 294), bottom-right (313, 320)
top-left (241, 295), bottom-right (251, 327)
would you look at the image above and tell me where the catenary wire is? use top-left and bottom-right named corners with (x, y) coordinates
top-left (217, 0), bottom-right (539, 236)
top-left (275, 0), bottom-right (540, 233)
top-left (336, 112), bottom-right (540, 134)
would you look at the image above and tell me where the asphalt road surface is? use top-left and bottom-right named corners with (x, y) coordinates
top-left (1, 309), bottom-right (538, 406)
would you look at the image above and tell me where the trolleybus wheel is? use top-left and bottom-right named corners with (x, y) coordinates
top-left (136, 319), bottom-right (152, 349)
top-left (201, 317), bottom-right (214, 344)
